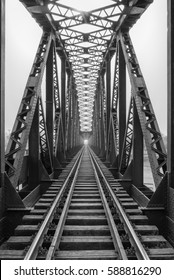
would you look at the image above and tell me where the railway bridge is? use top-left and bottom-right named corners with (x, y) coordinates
top-left (0, 0), bottom-right (174, 259)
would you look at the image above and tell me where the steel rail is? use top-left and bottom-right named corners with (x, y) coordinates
top-left (46, 147), bottom-right (85, 260)
top-left (88, 148), bottom-right (127, 260)
top-left (89, 147), bottom-right (150, 260)
top-left (24, 147), bottom-right (84, 260)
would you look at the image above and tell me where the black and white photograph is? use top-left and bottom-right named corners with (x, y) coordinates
top-left (0, 0), bottom-right (173, 279)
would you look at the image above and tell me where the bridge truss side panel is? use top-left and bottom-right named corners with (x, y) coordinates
top-left (46, 41), bottom-right (54, 163)
top-left (0, 0), bottom-right (5, 187)
top-left (1, 31), bottom-right (77, 213)
top-left (29, 101), bottom-right (40, 189)
top-left (118, 42), bottom-right (126, 166)
top-left (168, 0), bottom-right (174, 189)
top-left (167, 0), bottom-right (174, 246)
top-left (133, 99), bottom-right (143, 188)
top-left (0, 0), bottom-right (5, 230)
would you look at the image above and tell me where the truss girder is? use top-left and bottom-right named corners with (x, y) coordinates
top-left (106, 41), bottom-right (122, 163)
top-left (119, 32), bottom-right (167, 187)
top-left (0, 0), bottom-right (5, 186)
top-left (112, 45), bottom-right (119, 111)
top-left (109, 43), bottom-right (120, 159)
top-left (39, 97), bottom-right (53, 173)
top-left (5, 32), bottom-right (53, 188)
top-left (20, 0), bottom-right (154, 134)
top-left (112, 112), bottom-right (119, 157)
top-left (65, 75), bottom-right (74, 151)
top-left (33, 1), bottom-right (120, 133)
top-left (107, 116), bottom-right (116, 164)
top-left (119, 97), bottom-right (134, 173)
top-left (53, 47), bottom-right (61, 151)
top-left (53, 47), bottom-right (60, 111)
top-left (100, 75), bottom-right (107, 152)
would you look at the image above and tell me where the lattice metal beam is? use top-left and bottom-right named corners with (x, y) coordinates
top-left (119, 97), bottom-right (134, 173)
top-left (39, 97), bottom-right (53, 174)
top-left (119, 31), bottom-right (167, 187)
top-left (5, 32), bottom-right (53, 188)
top-left (0, 0), bottom-right (5, 187)
top-left (53, 46), bottom-right (61, 153)
top-left (111, 112), bottom-right (119, 159)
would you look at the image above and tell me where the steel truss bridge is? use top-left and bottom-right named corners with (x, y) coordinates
top-left (0, 0), bottom-right (174, 259)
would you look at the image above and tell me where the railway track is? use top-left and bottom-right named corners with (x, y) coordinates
top-left (0, 146), bottom-right (174, 260)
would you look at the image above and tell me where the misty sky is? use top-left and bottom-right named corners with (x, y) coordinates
top-left (5, 0), bottom-right (167, 134)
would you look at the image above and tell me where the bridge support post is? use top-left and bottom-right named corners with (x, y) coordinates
top-left (98, 75), bottom-right (106, 157)
top-left (96, 85), bottom-right (102, 152)
top-left (106, 55), bottom-right (111, 149)
top-left (29, 101), bottom-right (40, 189)
top-left (61, 57), bottom-right (66, 153)
top-left (46, 41), bottom-right (54, 163)
top-left (65, 74), bottom-right (72, 153)
top-left (118, 42), bottom-right (126, 166)
top-left (71, 88), bottom-right (75, 151)
top-left (133, 100), bottom-right (143, 187)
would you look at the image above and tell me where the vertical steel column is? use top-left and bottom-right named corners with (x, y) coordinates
top-left (65, 74), bottom-right (71, 151)
top-left (73, 96), bottom-right (77, 149)
top-left (46, 41), bottom-right (54, 162)
top-left (94, 98), bottom-right (99, 151)
top-left (167, 0), bottom-right (174, 188)
top-left (106, 55), bottom-right (111, 148)
top-left (61, 57), bottom-right (66, 142)
top-left (71, 81), bottom-right (76, 150)
top-left (133, 100), bottom-right (143, 187)
top-left (70, 87), bottom-right (75, 150)
top-left (0, 0), bottom-right (5, 188)
top-left (119, 41), bottom-right (126, 163)
top-left (100, 75), bottom-right (107, 155)
top-left (96, 86), bottom-right (101, 151)
top-left (29, 101), bottom-right (40, 189)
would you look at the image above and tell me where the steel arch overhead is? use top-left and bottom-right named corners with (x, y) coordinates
top-left (18, 0), bottom-right (155, 153)
top-left (5, 32), bottom-right (53, 189)
top-left (119, 32), bottom-right (167, 188)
